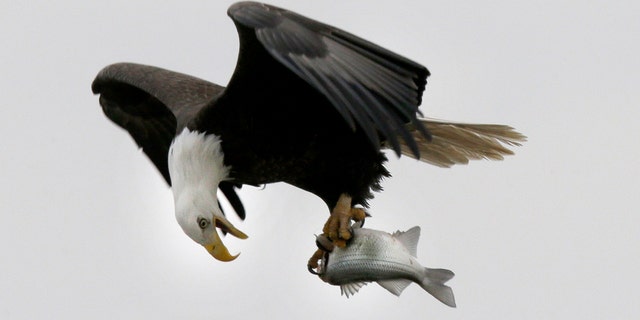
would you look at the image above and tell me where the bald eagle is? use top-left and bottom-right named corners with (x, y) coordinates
top-left (92, 1), bottom-right (524, 263)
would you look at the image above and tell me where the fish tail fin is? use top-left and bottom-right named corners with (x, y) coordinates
top-left (419, 268), bottom-right (457, 308)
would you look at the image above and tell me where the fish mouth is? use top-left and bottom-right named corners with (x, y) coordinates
top-left (308, 235), bottom-right (332, 276)
top-left (204, 217), bottom-right (248, 262)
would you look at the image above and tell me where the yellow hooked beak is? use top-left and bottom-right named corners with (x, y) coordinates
top-left (204, 217), bottom-right (248, 262)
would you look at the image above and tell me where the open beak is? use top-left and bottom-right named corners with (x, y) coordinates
top-left (204, 217), bottom-right (248, 262)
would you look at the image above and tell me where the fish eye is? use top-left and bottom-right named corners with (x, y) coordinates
top-left (197, 217), bottom-right (210, 229)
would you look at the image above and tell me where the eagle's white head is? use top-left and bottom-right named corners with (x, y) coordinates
top-left (168, 128), bottom-right (247, 261)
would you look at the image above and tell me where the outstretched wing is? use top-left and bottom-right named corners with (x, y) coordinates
top-left (226, 1), bottom-right (431, 157)
top-left (91, 63), bottom-right (246, 219)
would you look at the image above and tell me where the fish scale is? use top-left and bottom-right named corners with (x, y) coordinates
top-left (324, 259), bottom-right (422, 284)
top-left (316, 225), bottom-right (456, 307)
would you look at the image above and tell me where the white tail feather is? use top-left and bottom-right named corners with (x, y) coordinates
top-left (395, 118), bottom-right (526, 168)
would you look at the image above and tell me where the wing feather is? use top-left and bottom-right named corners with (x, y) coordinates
top-left (92, 63), bottom-right (246, 219)
top-left (228, 1), bottom-right (430, 157)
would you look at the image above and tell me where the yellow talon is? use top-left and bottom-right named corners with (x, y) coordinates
top-left (322, 194), bottom-right (367, 248)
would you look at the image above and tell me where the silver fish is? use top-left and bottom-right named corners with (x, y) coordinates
top-left (314, 225), bottom-right (456, 307)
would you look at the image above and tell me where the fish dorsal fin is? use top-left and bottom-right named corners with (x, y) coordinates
top-left (393, 226), bottom-right (421, 257)
top-left (341, 282), bottom-right (368, 298)
top-left (377, 279), bottom-right (412, 296)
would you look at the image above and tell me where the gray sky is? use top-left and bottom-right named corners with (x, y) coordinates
top-left (2, 0), bottom-right (639, 319)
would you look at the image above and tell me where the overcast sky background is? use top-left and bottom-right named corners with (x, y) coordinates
top-left (2, 0), bottom-right (639, 319)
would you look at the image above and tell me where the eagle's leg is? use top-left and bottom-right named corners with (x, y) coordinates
top-left (322, 194), bottom-right (367, 248)
top-left (309, 199), bottom-right (365, 273)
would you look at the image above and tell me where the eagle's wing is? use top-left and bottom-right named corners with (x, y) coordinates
top-left (225, 1), bottom-right (431, 157)
top-left (91, 63), bottom-right (246, 220)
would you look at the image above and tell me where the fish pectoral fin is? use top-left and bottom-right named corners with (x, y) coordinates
top-left (340, 282), bottom-right (368, 298)
top-left (377, 279), bottom-right (412, 296)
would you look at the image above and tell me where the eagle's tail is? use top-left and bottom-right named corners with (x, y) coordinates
top-left (396, 118), bottom-right (526, 167)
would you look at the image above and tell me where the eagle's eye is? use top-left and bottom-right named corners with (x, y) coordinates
top-left (197, 217), bottom-right (210, 229)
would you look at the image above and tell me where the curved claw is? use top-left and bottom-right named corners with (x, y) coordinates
top-left (307, 265), bottom-right (320, 275)
top-left (307, 248), bottom-right (326, 276)
top-left (360, 210), bottom-right (371, 228)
